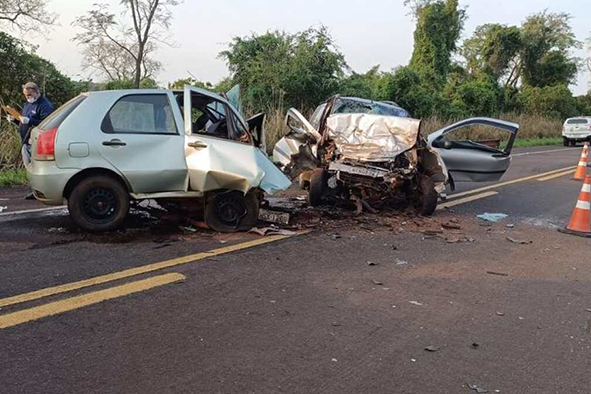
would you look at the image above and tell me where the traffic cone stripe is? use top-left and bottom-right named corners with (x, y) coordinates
top-left (579, 161), bottom-right (587, 166)
top-left (582, 184), bottom-right (591, 193)
top-left (575, 200), bottom-right (591, 210)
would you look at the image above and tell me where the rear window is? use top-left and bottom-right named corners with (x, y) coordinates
top-left (567, 119), bottom-right (589, 125)
top-left (38, 95), bottom-right (87, 130)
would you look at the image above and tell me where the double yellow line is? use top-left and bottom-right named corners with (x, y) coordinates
top-left (438, 165), bottom-right (576, 209)
top-left (0, 234), bottom-right (292, 329)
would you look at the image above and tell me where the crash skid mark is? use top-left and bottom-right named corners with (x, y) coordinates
top-left (0, 233), bottom-right (297, 329)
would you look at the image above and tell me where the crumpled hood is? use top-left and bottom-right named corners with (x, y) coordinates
top-left (325, 113), bottom-right (421, 162)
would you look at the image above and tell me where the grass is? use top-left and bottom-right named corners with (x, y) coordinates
top-left (0, 168), bottom-right (27, 186)
top-left (510, 137), bottom-right (563, 148)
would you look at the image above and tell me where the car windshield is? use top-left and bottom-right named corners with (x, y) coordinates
top-left (332, 99), bottom-right (409, 118)
top-left (567, 119), bottom-right (589, 125)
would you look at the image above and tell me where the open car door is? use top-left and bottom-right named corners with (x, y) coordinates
top-left (272, 109), bottom-right (321, 170)
top-left (427, 117), bottom-right (519, 182)
top-left (183, 85), bottom-right (290, 195)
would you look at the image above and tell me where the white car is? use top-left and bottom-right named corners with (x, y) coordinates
top-left (23, 86), bottom-right (290, 232)
top-left (563, 117), bottom-right (591, 146)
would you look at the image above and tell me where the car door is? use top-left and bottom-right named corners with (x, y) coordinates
top-left (427, 118), bottom-right (519, 182)
top-left (183, 86), bottom-right (290, 195)
top-left (273, 108), bottom-right (321, 169)
top-left (97, 92), bottom-right (187, 193)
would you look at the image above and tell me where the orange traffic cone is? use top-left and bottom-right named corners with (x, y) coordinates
top-left (573, 143), bottom-right (589, 180)
top-left (559, 175), bottom-right (591, 237)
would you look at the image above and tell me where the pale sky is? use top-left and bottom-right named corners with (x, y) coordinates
top-left (15, 0), bottom-right (591, 95)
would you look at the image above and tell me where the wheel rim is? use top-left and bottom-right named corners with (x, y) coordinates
top-left (82, 187), bottom-right (118, 223)
top-left (213, 193), bottom-right (247, 228)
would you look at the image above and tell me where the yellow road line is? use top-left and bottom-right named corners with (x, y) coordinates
top-left (448, 166), bottom-right (576, 199)
top-left (0, 234), bottom-right (291, 308)
top-left (0, 273), bottom-right (186, 329)
top-left (536, 169), bottom-right (575, 182)
top-left (438, 191), bottom-right (498, 210)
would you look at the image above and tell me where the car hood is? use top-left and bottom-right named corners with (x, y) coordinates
top-left (325, 113), bottom-right (421, 162)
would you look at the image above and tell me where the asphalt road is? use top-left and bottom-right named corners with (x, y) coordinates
top-left (1, 145), bottom-right (591, 394)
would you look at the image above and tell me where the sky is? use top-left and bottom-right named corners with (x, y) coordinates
top-left (13, 0), bottom-right (591, 95)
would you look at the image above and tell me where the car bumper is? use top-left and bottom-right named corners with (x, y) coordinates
top-left (26, 160), bottom-right (77, 206)
top-left (563, 134), bottom-right (591, 141)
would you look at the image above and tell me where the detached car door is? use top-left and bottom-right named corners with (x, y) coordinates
top-left (98, 92), bottom-right (187, 193)
top-left (182, 86), bottom-right (290, 195)
top-left (427, 118), bottom-right (519, 182)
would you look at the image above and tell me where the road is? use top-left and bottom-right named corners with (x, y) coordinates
top-left (1, 145), bottom-right (591, 394)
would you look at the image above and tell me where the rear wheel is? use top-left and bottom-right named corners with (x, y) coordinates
top-left (414, 175), bottom-right (438, 216)
top-left (563, 137), bottom-right (569, 147)
top-left (308, 169), bottom-right (327, 207)
top-left (204, 190), bottom-right (259, 233)
top-left (570, 139), bottom-right (577, 147)
top-left (68, 175), bottom-right (129, 232)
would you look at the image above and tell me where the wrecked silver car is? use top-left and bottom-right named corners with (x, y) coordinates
top-left (274, 96), bottom-right (519, 215)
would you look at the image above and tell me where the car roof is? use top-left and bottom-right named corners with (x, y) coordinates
top-left (339, 96), bottom-right (404, 109)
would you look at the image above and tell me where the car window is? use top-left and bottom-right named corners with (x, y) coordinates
top-left (102, 94), bottom-right (177, 134)
top-left (39, 95), bottom-right (86, 130)
top-left (332, 99), bottom-right (409, 118)
top-left (310, 104), bottom-right (326, 129)
top-left (567, 119), bottom-right (589, 125)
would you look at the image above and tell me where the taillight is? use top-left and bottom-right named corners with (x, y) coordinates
top-left (35, 128), bottom-right (58, 161)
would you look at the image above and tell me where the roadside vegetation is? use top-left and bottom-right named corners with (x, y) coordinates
top-left (0, 168), bottom-right (27, 186)
top-left (1, 0), bottom-right (590, 172)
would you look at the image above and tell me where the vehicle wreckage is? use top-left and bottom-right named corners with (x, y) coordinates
top-left (274, 96), bottom-right (519, 215)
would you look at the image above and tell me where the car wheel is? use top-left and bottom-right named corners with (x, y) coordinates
top-left (563, 138), bottom-right (569, 147)
top-left (570, 140), bottom-right (577, 147)
top-left (414, 175), bottom-right (438, 216)
top-left (204, 190), bottom-right (259, 233)
top-left (308, 169), bottom-right (327, 207)
top-left (68, 175), bottom-right (129, 232)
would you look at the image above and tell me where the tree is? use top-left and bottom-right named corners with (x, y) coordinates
top-left (220, 26), bottom-right (346, 110)
top-left (461, 24), bottom-right (522, 84)
top-left (0, 0), bottom-right (57, 32)
top-left (168, 77), bottom-right (213, 90)
top-left (74, 0), bottom-right (179, 88)
top-left (519, 11), bottom-right (580, 88)
top-left (517, 84), bottom-right (577, 119)
top-left (408, 0), bottom-right (466, 85)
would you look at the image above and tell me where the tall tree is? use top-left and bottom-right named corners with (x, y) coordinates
top-left (519, 11), bottom-right (580, 88)
top-left (408, 0), bottom-right (466, 84)
top-left (0, 0), bottom-right (57, 32)
top-left (73, 0), bottom-right (179, 88)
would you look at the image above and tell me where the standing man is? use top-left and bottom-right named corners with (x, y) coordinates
top-left (5, 82), bottom-right (54, 199)
top-left (6, 82), bottom-right (55, 144)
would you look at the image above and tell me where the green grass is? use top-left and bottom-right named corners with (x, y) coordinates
top-left (0, 168), bottom-right (27, 186)
top-left (508, 137), bottom-right (563, 149)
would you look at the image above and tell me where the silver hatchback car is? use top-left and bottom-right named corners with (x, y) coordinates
top-left (24, 86), bottom-right (290, 232)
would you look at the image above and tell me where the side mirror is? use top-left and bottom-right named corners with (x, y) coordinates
top-left (433, 138), bottom-right (452, 150)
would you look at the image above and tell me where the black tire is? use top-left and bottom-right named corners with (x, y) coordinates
top-left (563, 138), bottom-right (569, 147)
top-left (68, 175), bottom-right (129, 232)
top-left (414, 175), bottom-right (438, 216)
top-left (308, 169), bottom-right (327, 207)
top-left (204, 190), bottom-right (259, 233)
top-left (570, 140), bottom-right (577, 147)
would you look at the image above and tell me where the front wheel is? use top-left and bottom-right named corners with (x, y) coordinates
top-left (204, 190), bottom-right (260, 233)
top-left (308, 169), bottom-right (327, 207)
top-left (68, 175), bottom-right (130, 232)
top-left (414, 175), bottom-right (438, 216)
top-left (563, 137), bottom-right (569, 147)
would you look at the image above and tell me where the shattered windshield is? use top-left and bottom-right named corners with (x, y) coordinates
top-left (332, 99), bottom-right (409, 118)
top-left (225, 84), bottom-right (243, 116)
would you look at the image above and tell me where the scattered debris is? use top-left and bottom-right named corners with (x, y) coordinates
top-left (331, 234), bottom-right (342, 240)
top-left (258, 209), bottom-right (291, 225)
top-left (395, 259), bottom-right (409, 266)
top-left (249, 227), bottom-right (296, 236)
top-left (477, 213), bottom-right (508, 222)
top-left (367, 261), bottom-right (379, 266)
top-left (411, 358), bottom-right (416, 362)
top-left (506, 224), bottom-right (515, 228)
top-left (372, 279), bottom-right (384, 286)
top-left (496, 312), bottom-right (505, 316)
top-left (424, 346), bottom-right (438, 352)
top-left (486, 271), bottom-right (509, 277)
top-left (446, 236), bottom-right (475, 244)
top-left (332, 322), bottom-right (341, 327)
top-left (409, 301), bottom-right (424, 306)
top-left (331, 358), bottom-right (338, 362)
top-left (47, 227), bottom-right (67, 234)
top-left (0, 206), bottom-right (7, 213)
top-left (471, 342), bottom-right (480, 349)
top-left (585, 309), bottom-right (591, 313)
top-left (180, 225), bottom-right (198, 233)
top-left (442, 222), bottom-right (461, 230)
top-left (506, 236), bottom-right (532, 245)
top-left (467, 383), bottom-right (488, 393)
top-left (152, 243), bottom-right (172, 250)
